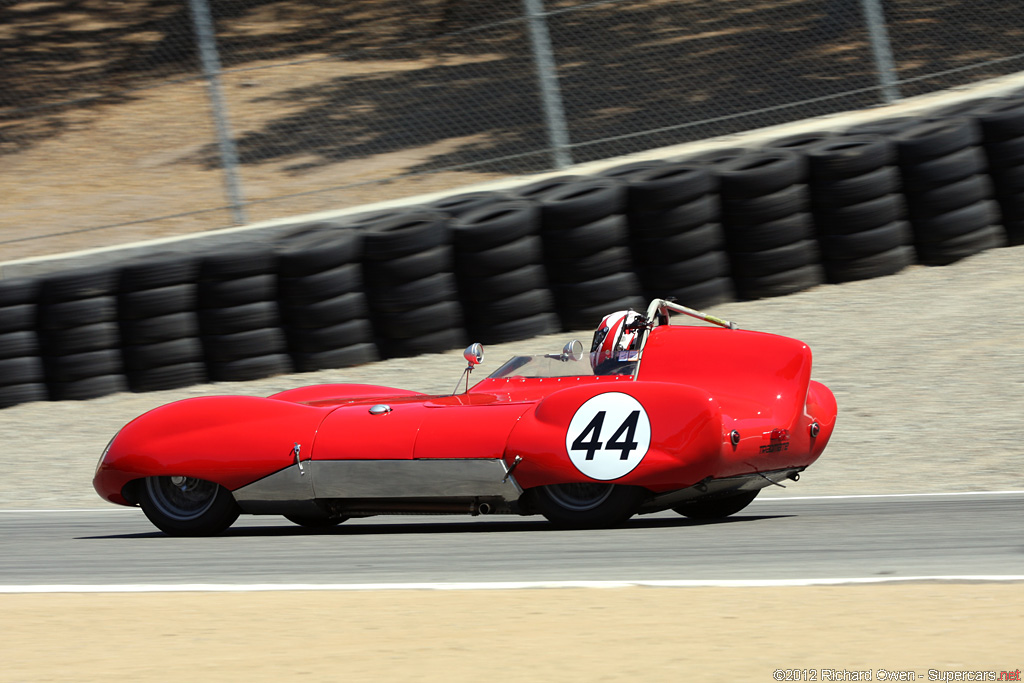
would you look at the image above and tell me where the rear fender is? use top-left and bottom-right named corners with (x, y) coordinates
top-left (93, 396), bottom-right (330, 505)
top-left (506, 382), bottom-right (724, 492)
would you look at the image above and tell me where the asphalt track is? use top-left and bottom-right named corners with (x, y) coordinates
top-left (3, 492), bottom-right (1021, 589)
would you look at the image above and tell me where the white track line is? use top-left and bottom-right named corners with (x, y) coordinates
top-left (2, 577), bottom-right (1024, 594)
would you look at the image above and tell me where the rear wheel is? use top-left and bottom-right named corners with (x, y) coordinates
top-left (532, 483), bottom-right (645, 528)
top-left (673, 490), bottom-right (760, 520)
top-left (138, 476), bottom-right (240, 536)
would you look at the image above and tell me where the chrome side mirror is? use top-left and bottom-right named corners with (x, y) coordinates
top-left (562, 339), bottom-right (584, 362)
top-left (464, 343), bottom-right (484, 366)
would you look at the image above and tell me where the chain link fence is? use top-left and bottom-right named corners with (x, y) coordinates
top-left (3, 0), bottom-right (1024, 261)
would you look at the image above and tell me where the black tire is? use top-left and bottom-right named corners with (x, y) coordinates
top-left (916, 224), bottom-right (1006, 266)
top-left (730, 239), bottom-right (820, 278)
top-left (39, 322), bottom-right (120, 356)
top-left (119, 253), bottom-right (199, 290)
top-left (127, 362), bottom-right (208, 392)
top-left (362, 246), bottom-right (451, 287)
top-left (531, 484), bottom-right (646, 528)
top-left (631, 222), bottom-right (726, 263)
top-left (673, 490), bottom-right (759, 519)
top-left (910, 200), bottom-right (999, 246)
top-left (367, 272), bottom-right (458, 314)
top-left (596, 159), bottom-right (669, 180)
top-left (122, 338), bottom-right (205, 372)
top-left (900, 147), bottom-right (987, 191)
top-left (819, 221), bottom-right (913, 262)
top-left (639, 250), bottom-right (731, 288)
top-left (429, 191), bottom-right (510, 219)
top-left (37, 296), bottom-right (117, 330)
top-left (805, 135), bottom-right (894, 180)
top-left (138, 476), bottom-right (240, 536)
top-left (656, 276), bottom-right (735, 310)
top-left (824, 245), bottom-right (915, 283)
top-left (290, 343), bottom-right (380, 372)
top-left (38, 267), bottom-right (118, 303)
top-left (283, 291), bottom-right (369, 329)
top-left (0, 304), bottom-right (35, 334)
top-left (844, 116), bottom-right (923, 137)
top-left (628, 194), bottom-right (719, 238)
top-left (470, 289), bottom-right (556, 327)
top-left (721, 185), bottom-right (809, 226)
top-left (276, 229), bottom-right (361, 277)
top-left (119, 284), bottom-right (196, 320)
top-left (543, 215), bottom-right (629, 261)
top-left (894, 118), bottom-right (979, 163)
top-left (733, 264), bottom-right (825, 300)
top-left (982, 135), bottom-right (1024, 170)
top-left (451, 201), bottom-right (540, 252)
top-left (0, 356), bottom-right (44, 386)
top-left (361, 212), bottom-right (449, 261)
top-left (0, 383), bottom-right (48, 409)
top-left (201, 328), bottom-right (288, 363)
top-left (626, 163), bottom-right (716, 211)
top-left (207, 353), bottom-right (293, 382)
top-left (377, 327), bottom-right (466, 359)
top-left (468, 311), bottom-right (562, 344)
top-left (513, 175), bottom-right (587, 201)
top-left (0, 277), bottom-right (38, 307)
top-left (0, 331), bottom-right (39, 359)
top-left (198, 303), bottom-right (279, 336)
top-left (278, 264), bottom-right (363, 304)
top-left (285, 318), bottom-right (376, 352)
top-left (44, 349), bottom-right (123, 383)
top-left (714, 150), bottom-right (806, 199)
top-left (552, 272), bottom-right (643, 308)
top-left (976, 98), bottom-right (1024, 142)
top-left (558, 294), bottom-right (647, 331)
top-left (375, 301), bottom-right (463, 339)
top-left (122, 312), bottom-right (200, 344)
top-left (764, 131), bottom-right (838, 152)
top-left (904, 175), bottom-right (993, 219)
top-left (815, 194), bottom-right (905, 235)
top-left (810, 166), bottom-right (900, 208)
top-left (456, 235), bottom-right (545, 279)
top-left (723, 212), bottom-right (815, 252)
top-left (199, 274), bottom-right (276, 307)
top-left (283, 512), bottom-right (349, 529)
top-left (199, 246), bottom-right (277, 280)
top-left (462, 264), bottom-right (548, 302)
top-left (539, 178), bottom-right (626, 231)
top-left (46, 374), bottom-right (128, 401)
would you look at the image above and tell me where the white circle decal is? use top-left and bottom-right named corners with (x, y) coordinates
top-left (565, 392), bottom-right (651, 481)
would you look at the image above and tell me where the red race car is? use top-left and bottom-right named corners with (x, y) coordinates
top-left (94, 299), bottom-right (837, 535)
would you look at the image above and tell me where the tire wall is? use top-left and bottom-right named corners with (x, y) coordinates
top-left (2, 96), bottom-right (1022, 406)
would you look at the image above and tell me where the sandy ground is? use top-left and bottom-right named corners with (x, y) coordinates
top-left (2, 585), bottom-right (1022, 681)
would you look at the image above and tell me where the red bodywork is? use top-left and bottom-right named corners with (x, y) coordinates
top-left (94, 323), bottom-right (836, 510)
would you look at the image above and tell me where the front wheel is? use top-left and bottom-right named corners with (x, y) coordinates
top-left (531, 483), bottom-right (645, 528)
top-left (138, 476), bottom-right (240, 536)
top-left (673, 490), bottom-right (760, 520)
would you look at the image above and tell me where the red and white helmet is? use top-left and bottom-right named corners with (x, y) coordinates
top-left (590, 309), bottom-right (645, 373)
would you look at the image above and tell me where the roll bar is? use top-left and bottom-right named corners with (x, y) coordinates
top-left (643, 299), bottom-right (739, 330)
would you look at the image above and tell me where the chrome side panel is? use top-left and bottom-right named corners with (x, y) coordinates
top-left (232, 465), bottom-right (312, 505)
top-left (312, 458), bottom-right (523, 501)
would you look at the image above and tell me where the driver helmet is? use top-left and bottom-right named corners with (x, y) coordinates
top-left (590, 309), bottom-right (644, 374)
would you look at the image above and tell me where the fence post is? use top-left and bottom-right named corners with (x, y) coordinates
top-left (861, 0), bottom-right (901, 104)
top-left (522, 0), bottom-right (573, 169)
top-left (188, 0), bottom-right (247, 225)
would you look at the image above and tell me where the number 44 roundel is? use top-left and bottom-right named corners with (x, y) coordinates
top-left (565, 392), bottom-right (652, 481)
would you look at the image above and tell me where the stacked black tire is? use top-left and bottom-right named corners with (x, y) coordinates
top-left (118, 254), bottom-right (208, 392)
top-left (450, 200), bottom-right (560, 344)
top-left (804, 135), bottom-right (914, 283)
top-left (0, 278), bottom-right (46, 408)
top-left (974, 98), bottom-right (1024, 246)
top-left (705, 149), bottom-right (823, 300)
top-left (523, 176), bottom-right (645, 329)
top-left (36, 266), bottom-right (127, 400)
top-left (893, 118), bottom-right (1004, 265)
top-left (359, 212), bottom-right (466, 358)
top-left (275, 228), bottom-right (379, 372)
top-left (619, 162), bottom-right (733, 308)
top-left (197, 246), bottom-right (293, 381)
